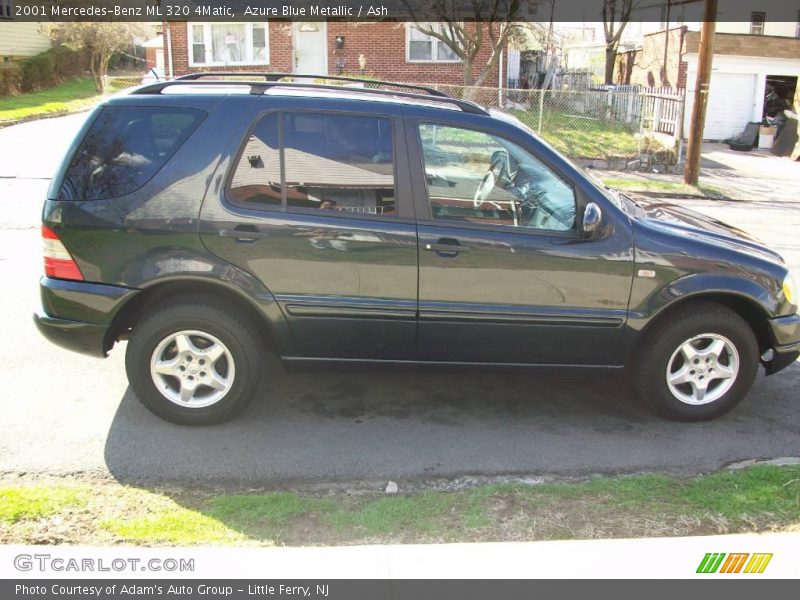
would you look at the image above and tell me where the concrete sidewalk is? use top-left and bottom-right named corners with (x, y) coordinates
top-left (2, 531), bottom-right (798, 579)
top-left (592, 142), bottom-right (800, 204)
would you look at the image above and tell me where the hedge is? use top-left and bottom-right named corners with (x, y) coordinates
top-left (0, 46), bottom-right (88, 97)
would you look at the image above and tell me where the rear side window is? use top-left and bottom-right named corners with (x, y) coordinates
top-left (58, 107), bottom-right (205, 201)
top-left (228, 112), bottom-right (396, 217)
top-left (229, 114), bottom-right (281, 207)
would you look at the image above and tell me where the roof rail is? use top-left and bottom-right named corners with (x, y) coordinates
top-left (131, 74), bottom-right (489, 116)
top-left (175, 72), bottom-right (450, 98)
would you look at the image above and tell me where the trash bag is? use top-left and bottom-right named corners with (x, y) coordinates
top-left (771, 110), bottom-right (798, 158)
top-left (726, 122), bottom-right (761, 151)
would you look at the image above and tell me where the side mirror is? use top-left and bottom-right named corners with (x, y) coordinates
top-left (582, 202), bottom-right (603, 238)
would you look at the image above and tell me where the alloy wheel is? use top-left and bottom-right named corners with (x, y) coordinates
top-left (149, 330), bottom-right (235, 408)
top-left (665, 333), bottom-right (739, 405)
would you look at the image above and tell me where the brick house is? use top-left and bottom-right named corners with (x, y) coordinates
top-left (616, 26), bottom-right (800, 140)
top-left (151, 21), bottom-right (507, 87)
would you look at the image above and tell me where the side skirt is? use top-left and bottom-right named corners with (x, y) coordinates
top-left (281, 356), bottom-right (626, 375)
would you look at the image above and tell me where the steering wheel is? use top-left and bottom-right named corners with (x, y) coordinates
top-left (473, 169), bottom-right (497, 208)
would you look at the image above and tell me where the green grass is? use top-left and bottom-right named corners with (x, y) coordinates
top-left (209, 493), bottom-right (334, 525)
top-left (600, 176), bottom-right (726, 198)
top-left (422, 110), bottom-right (669, 160)
top-left (508, 109), bottom-right (648, 159)
top-left (102, 506), bottom-right (245, 545)
top-left (328, 491), bottom-right (458, 537)
top-left (2, 465), bottom-right (799, 546)
top-left (0, 77), bottom-right (102, 123)
top-left (0, 486), bottom-right (86, 524)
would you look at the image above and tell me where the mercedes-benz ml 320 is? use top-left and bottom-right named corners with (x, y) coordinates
top-left (34, 74), bottom-right (800, 424)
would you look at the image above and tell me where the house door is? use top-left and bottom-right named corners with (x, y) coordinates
top-left (293, 22), bottom-right (327, 75)
top-left (155, 48), bottom-right (165, 71)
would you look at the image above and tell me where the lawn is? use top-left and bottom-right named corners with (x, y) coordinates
top-left (0, 77), bottom-right (102, 123)
top-left (1, 465), bottom-right (798, 546)
top-left (507, 109), bottom-right (666, 160)
top-left (600, 176), bottom-right (727, 198)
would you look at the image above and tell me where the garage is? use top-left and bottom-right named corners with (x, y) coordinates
top-left (683, 53), bottom-right (800, 141)
top-left (702, 72), bottom-right (757, 140)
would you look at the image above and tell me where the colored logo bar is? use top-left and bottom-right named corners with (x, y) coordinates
top-left (697, 553), bottom-right (772, 574)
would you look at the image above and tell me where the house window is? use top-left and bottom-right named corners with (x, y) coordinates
top-left (406, 23), bottom-right (461, 63)
top-left (750, 12), bottom-right (765, 35)
top-left (188, 22), bottom-right (269, 67)
top-left (0, 0), bottom-right (12, 19)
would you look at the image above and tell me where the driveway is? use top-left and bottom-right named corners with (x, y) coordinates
top-left (0, 114), bottom-right (798, 487)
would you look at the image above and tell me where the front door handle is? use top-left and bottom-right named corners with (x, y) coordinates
top-left (219, 225), bottom-right (269, 242)
top-left (422, 238), bottom-right (469, 254)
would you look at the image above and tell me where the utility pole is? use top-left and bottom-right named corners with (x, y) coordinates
top-left (684, 0), bottom-right (717, 185)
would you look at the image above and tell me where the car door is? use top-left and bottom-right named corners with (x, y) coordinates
top-left (201, 104), bottom-right (419, 360)
top-left (406, 116), bottom-right (634, 365)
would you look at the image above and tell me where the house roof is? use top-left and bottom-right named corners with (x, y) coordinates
top-left (141, 36), bottom-right (163, 49)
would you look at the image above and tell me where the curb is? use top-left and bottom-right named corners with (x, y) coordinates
top-left (0, 106), bottom-right (95, 129)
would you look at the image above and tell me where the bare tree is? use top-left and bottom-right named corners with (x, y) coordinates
top-left (49, 22), bottom-right (146, 93)
top-left (602, 0), bottom-right (635, 85)
top-left (408, 0), bottom-right (528, 88)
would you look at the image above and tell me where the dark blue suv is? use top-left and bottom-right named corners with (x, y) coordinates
top-left (34, 74), bottom-right (800, 424)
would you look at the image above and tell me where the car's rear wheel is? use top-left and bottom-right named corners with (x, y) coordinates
top-left (125, 301), bottom-right (263, 425)
top-left (634, 301), bottom-right (759, 421)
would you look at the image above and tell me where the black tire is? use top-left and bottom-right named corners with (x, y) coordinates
top-left (125, 300), bottom-right (264, 425)
top-left (633, 301), bottom-right (759, 421)
top-left (728, 141), bottom-right (754, 152)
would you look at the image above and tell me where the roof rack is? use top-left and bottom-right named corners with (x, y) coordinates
top-left (175, 72), bottom-right (450, 98)
top-left (130, 73), bottom-right (489, 116)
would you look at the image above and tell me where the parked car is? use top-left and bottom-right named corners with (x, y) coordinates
top-left (140, 67), bottom-right (165, 85)
top-left (34, 73), bottom-right (799, 425)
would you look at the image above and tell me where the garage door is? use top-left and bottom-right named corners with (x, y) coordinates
top-left (702, 72), bottom-right (757, 140)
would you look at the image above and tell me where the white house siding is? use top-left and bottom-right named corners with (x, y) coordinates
top-left (0, 22), bottom-right (51, 59)
top-left (683, 54), bottom-right (800, 140)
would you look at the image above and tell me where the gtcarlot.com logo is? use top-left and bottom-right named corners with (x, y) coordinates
top-left (14, 553), bottom-right (195, 573)
top-left (696, 553), bottom-right (772, 574)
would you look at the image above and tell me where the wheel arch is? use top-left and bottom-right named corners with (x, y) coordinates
top-left (105, 277), bottom-right (293, 356)
top-left (633, 292), bottom-right (772, 362)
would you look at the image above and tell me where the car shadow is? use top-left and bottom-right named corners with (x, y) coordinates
top-left (100, 361), bottom-right (800, 545)
top-left (103, 362), bottom-right (800, 488)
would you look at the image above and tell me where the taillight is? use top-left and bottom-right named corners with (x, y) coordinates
top-left (42, 225), bottom-right (84, 281)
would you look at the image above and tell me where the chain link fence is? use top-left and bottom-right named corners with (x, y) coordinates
top-left (423, 83), bottom-right (685, 169)
top-left (103, 75), bottom-right (149, 95)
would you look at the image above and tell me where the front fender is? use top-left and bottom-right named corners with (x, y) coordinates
top-left (649, 273), bottom-right (778, 317)
top-left (619, 272), bottom-right (777, 361)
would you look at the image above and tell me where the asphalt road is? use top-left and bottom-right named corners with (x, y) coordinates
top-left (0, 113), bottom-right (798, 487)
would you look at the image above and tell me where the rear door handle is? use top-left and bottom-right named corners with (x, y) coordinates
top-left (219, 226), bottom-right (269, 242)
top-left (422, 238), bottom-right (469, 254)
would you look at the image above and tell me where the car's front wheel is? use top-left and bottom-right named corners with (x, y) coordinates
top-left (634, 301), bottom-right (759, 421)
top-left (125, 301), bottom-right (263, 425)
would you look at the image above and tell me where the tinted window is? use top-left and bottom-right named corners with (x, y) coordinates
top-left (59, 107), bottom-right (204, 201)
top-left (229, 112), bottom-right (396, 217)
top-left (284, 113), bottom-right (395, 216)
top-left (418, 124), bottom-right (576, 232)
top-left (229, 114), bottom-right (281, 207)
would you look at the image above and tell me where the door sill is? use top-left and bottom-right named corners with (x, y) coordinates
top-left (281, 356), bottom-right (624, 374)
